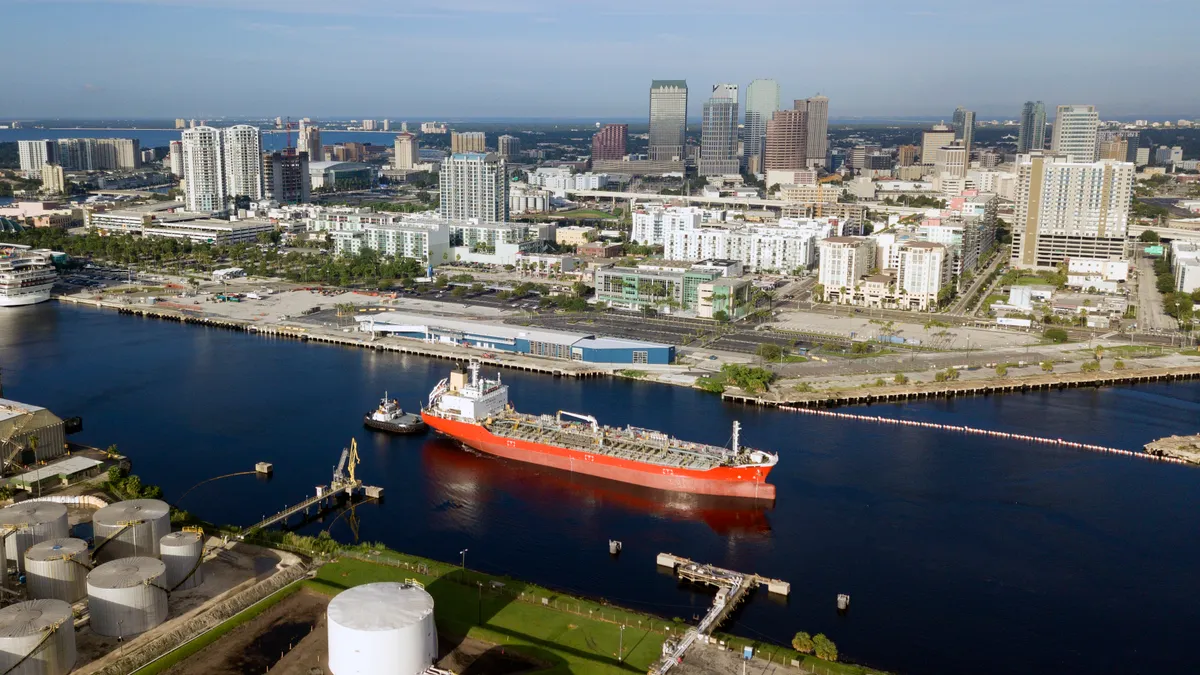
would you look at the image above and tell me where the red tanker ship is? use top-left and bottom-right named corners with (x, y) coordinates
top-left (421, 362), bottom-right (778, 500)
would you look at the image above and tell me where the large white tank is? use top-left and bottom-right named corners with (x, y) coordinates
top-left (24, 538), bottom-right (89, 604)
top-left (0, 599), bottom-right (76, 675)
top-left (328, 582), bottom-right (437, 675)
top-left (0, 502), bottom-right (69, 573)
top-left (86, 557), bottom-right (168, 638)
top-left (91, 500), bottom-right (171, 563)
top-left (159, 531), bottom-right (204, 591)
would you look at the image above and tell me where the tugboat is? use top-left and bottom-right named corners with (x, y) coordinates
top-left (364, 393), bottom-right (426, 434)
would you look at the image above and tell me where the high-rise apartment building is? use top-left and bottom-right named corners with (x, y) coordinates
top-left (920, 124), bottom-right (956, 166)
top-left (169, 140), bottom-right (184, 177)
top-left (393, 132), bottom-right (419, 170)
top-left (175, 119), bottom-right (186, 129)
top-left (1098, 138), bottom-right (1129, 162)
top-left (699, 83), bottom-right (739, 177)
top-left (262, 151), bottom-right (311, 204)
top-left (1017, 101), bottom-right (1047, 153)
top-left (897, 242), bottom-right (951, 311)
top-left (497, 135), bottom-right (520, 160)
top-left (952, 107), bottom-right (975, 153)
top-left (181, 126), bottom-right (225, 213)
top-left (1098, 130), bottom-right (1140, 163)
top-left (362, 119), bottom-right (377, 131)
top-left (439, 153), bottom-right (509, 223)
top-left (1011, 154), bottom-right (1134, 269)
top-left (40, 164), bottom-right (65, 195)
top-left (764, 106), bottom-right (808, 172)
top-left (298, 124), bottom-right (323, 162)
top-left (591, 124), bottom-right (628, 161)
top-left (18, 140), bottom-right (56, 178)
top-left (743, 79), bottom-right (780, 174)
top-left (818, 237), bottom-right (876, 303)
top-left (800, 95), bottom-right (829, 169)
top-left (451, 131), bottom-right (486, 154)
top-left (648, 80), bottom-right (688, 162)
top-left (1051, 105), bottom-right (1100, 162)
top-left (223, 125), bottom-right (263, 201)
top-left (898, 145), bottom-right (919, 167)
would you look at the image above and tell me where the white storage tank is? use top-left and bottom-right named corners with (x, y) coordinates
top-left (0, 599), bottom-right (76, 675)
top-left (91, 500), bottom-right (171, 563)
top-left (24, 538), bottom-right (89, 604)
top-left (0, 502), bottom-right (69, 574)
top-left (328, 582), bottom-right (437, 675)
top-left (86, 557), bottom-right (168, 638)
top-left (159, 531), bottom-right (204, 591)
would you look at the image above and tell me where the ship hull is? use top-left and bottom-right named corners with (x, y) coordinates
top-left (422, 412), bottom-right (775, 501)
top-left (364, 413), bottom-right (427, 435)
top-left (0, 287), bottom-right (52, 307)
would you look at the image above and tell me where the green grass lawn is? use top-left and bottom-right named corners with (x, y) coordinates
top-left (308, 556), bottom-right (668, 675)
top-left (712, 632), bottom-right (885, 675)
top-left (554, 209), bottom-right (618, 220)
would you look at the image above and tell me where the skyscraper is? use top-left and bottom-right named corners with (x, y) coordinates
top-left (298, 124), bottom-right (323, 162)
top-left (497, 135), bottom-right (521, 160)
top-left (223, 125), bottom-right (263, 202)
top-left (800, 95), bottom-right (829, 169)
top-left (1051, 105), bottom-right (1100, 162)
top-left (394, 132), bottom-right (419, 170)
top-left (952, 107), bottom-right (975, 153)
top-left (17, 140), bottom-right (56, 178)
top-left (648, 80), bottom-right (688, 162)
top-left (699, 83), bottom-right (739, 177)
top-left (763, 106), bottom-right (807, 172)
top-left (591, 124), bottom-right (628, 161)
top-left (439, 153), bottom-right (509, 222)
top-left (451, 131), bottom-right (486, 154)
top-left (921, 124), bottom-right (956, 165)
top-left (1011, 154), bottom-right (1133, 269)
top-left (743, 79), bottom-right (780, 174)
top-left (169, 140), bottom-right (184, 178)
top-left (1018, 101), bottom-right (1047, 153)
top-left (181, 126), bottom-right (225, 213)
top-left (262, 151), bottom-right (311, 204)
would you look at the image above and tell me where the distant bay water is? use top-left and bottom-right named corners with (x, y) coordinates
top-left (0, 128), bottom-right (400, 150)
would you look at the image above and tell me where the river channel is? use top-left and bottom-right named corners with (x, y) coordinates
top-left (2, 302), bottom-right (1199, 675)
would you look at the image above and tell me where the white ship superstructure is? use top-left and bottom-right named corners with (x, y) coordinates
top-left (0, 247), bottom-right (57, 307)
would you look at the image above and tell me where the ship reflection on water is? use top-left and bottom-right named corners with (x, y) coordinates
top-left (419, 437), bottom-right (772, 537)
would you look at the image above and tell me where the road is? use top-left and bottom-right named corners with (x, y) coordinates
top-left (947, 247), bottom-right (1008, 315)
top-left (1135, 255), bottom-right (1175, 332)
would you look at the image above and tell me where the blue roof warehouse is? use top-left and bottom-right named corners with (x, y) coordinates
top-left (354, 312), bottom-right (674, 365)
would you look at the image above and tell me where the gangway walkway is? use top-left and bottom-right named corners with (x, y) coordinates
top-left (240, 481), bottom-right (360, 537)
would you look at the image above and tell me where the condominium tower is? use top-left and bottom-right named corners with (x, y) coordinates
top-left (439, 152), bottom-right (509, 222)
top-left (298, 123), bottom-right (323, 162)
top-left (764, 105), bottom-right (807, 172)
top-left (699, 83), bottom-right (739, 177)
top-left (743, 79), bottom-right (780, 174)
top-left (648, 80), bottom-right (688, 162)
top-left (223, 125), bottom-right (263, 202)
top-left (1051, 105), bottom-right (1100, 162)
top-left (497, 135), bottom-right (520, 160)
top-left (1011, 154), bottom-right (1134, 269)
top-left (181, 126), bottom-right (225, 213)
top-left (1017, 101), bottom-right (1046, 153)
top-left (393, 132), bottom-right (419, 170)
top-left (952, 107), bottom-right (975, 153)
top-left (451, 131), bottom-right (486, 154)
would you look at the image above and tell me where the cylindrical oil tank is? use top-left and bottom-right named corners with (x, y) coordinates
top-left (0, 599), bottom-right (76, 675)
top-left (0, 502), bottom-right (69, 573)
top-left (86, 557), bottom-right (168, 638)
top-left (159, 531), bottom-right (204, 591)
top-left (24, 538), bottom-right (89, 604)
top-left (328, 582), bottom-right (437, 675)
top-left (91, 500), bottom-right (170, 563)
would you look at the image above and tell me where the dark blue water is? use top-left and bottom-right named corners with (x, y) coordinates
top-left (0, 128), bottom-right (395, 151)
top-left (3, 303), bottom-right (1200, 675)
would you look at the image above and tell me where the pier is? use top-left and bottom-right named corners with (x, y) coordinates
top-left (652, 553), bottom-right (789, 675)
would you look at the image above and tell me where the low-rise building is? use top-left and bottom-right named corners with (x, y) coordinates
top-left (331, 219), bottom-right (451, 263)
top-left (594, 263), bottom-right (727, 312)
top-left (696, 277), bottom-right (753, 319)
top-left (1172, 241), bottom-right (1200, 293)
top-left (142, 218), bottom-right (275, 245)
top-left (578, 241), bottom-right (623, 258)
top-left (555, 225), bottom-right (598, 247)
top-left (309, 161), bottom-right (375, 191)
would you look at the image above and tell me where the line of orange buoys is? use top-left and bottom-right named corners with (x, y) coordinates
top-left (778, 406), bottom-right (1190, 465)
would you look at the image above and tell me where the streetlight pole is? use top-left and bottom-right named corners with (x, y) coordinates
top-left (460, 548), bottom-right (468, 582)
top-left (619, 624), bottom-right (626, 663)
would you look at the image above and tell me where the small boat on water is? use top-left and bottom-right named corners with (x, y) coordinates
top-left (364, 393), bottom-right (426, 434)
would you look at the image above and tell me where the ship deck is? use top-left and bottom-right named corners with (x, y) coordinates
top-left (485, 413), bottom-right (747, 471)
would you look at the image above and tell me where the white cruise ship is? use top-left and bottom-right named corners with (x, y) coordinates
top-left (0, 246), bottom-right (57, 307)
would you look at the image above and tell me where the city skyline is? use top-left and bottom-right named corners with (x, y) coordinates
top-left (5, 0), bottom-right (1200, 119)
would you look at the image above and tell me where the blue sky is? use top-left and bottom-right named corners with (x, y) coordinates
top-left (5, 0), bottom-right (1199, 120)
